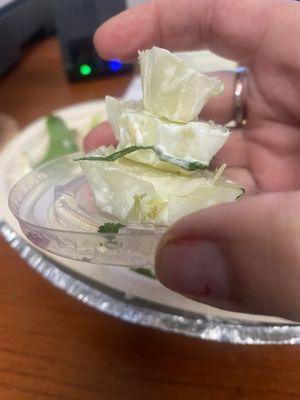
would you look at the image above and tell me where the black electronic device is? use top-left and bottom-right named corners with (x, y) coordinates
top-left (53, 0), bottom-right (133, 81)
top-left (0, 0), bottom-right (53, 76)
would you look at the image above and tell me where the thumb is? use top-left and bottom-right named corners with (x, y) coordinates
top-left (155, 192), bottom-right (300, 321)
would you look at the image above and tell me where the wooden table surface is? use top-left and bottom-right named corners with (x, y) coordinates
top-left (1, 37), bottom-right (300, 400)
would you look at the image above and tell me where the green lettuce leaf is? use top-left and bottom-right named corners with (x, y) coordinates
top-left (39, 115), bottom-right (78, 165)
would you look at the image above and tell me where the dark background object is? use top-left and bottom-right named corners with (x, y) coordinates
top-left (53, 0), bottom-right (133, 81)
top-left (0, 0), bottom-right (133, 80)
top-left (0, 0), bottom-right (53, 76)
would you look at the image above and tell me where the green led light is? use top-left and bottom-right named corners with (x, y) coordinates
top-left (79, 64), bottom-right (92, 76)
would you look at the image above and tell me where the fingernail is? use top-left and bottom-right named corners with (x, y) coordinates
top-left (155, 237), bottom-right (230, 301)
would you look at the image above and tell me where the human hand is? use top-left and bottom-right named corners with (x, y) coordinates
top-left (86, 0), bottom-right (300, 321)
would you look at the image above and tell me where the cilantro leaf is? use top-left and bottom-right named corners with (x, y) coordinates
top-left (131, 268), bottom-right (156, 279)
top-left (97, 222), bottom-right (125, 234)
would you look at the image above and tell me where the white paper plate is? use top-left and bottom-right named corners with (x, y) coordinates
top-left (1, 100), bottom-right (300, 344)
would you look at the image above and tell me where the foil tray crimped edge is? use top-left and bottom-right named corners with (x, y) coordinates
top-left (1, 219), bottom-right (300, 345)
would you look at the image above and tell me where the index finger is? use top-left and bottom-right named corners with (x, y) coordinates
top-left (94, 0), bottom-right (290, 64)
